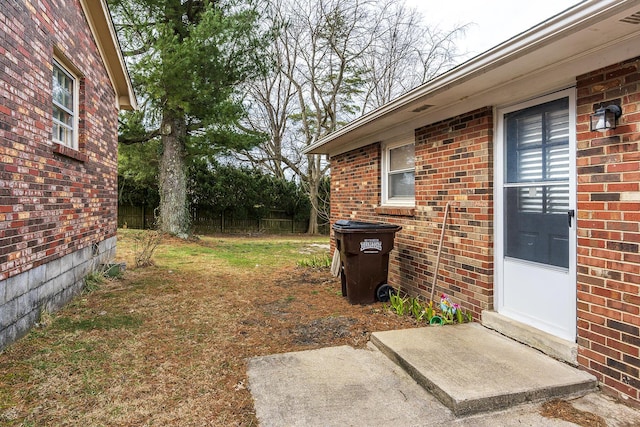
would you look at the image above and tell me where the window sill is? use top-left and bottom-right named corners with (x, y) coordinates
top-left (375, 206), bottom-right (415, 217)
top-left (53, 143), bottom-right (87, 162)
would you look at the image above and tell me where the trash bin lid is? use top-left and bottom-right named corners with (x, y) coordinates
top-left (332, 219), bottom-right (401, 231)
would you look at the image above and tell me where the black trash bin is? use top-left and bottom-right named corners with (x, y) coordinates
top-left (333, 220), bottom-right (402, 304)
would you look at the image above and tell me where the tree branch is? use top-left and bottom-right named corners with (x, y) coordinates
top-left (118, 128), bottom-right (161, 145)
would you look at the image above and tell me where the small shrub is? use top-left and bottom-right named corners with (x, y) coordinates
top-left (134, 230), bottom-right (162, 267)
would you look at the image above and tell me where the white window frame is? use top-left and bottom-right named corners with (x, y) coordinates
top-left (381, 135), bottom-right (415, 206)
top-left (52, 58), bottom-right (79, 150)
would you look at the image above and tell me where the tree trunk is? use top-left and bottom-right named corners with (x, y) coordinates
top-left (307, 182), bottom-right (319, 234)
top-left (306, 153), bottom-right (320, 234)
top-left (158, 113), bottom-right (190, 237)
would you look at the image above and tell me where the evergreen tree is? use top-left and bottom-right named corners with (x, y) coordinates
top-left (110, 0), bottom-right (272, 237)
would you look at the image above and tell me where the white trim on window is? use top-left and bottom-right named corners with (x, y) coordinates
top-left (52, 59), bottom-right (79, 150)
top-left (381, 135), bottom-right (415, 207)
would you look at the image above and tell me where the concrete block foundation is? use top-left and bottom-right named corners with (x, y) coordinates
top-left (0, 236), bottom-right (116, 351)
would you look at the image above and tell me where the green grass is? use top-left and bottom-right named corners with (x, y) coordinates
top-left (216, 241), bottom-right (301, 268)
top-left (154, 235), bottom-right (330, 270)
top-left (296, 252), bottom-right (332, 268)
top-left (51, 314), bottom-right (143, 332)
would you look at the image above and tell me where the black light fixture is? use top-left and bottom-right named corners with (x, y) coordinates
top-left (590, 104), bottom-right (622, 132)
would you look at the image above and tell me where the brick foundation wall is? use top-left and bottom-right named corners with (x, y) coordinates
top-left (330, 107), bottom-right (493, 319)
top-left (0, 0), bottom-right (119, 348)
top-left (576, 57), bottom-right (640, 404)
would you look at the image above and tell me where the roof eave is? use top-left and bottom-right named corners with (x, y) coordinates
top-left (305, 0), bottom-right (640, 155)
top-left (80, 0), bottom-right (137, 111)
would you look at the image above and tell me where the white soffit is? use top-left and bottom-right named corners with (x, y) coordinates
top-left (307, 0), bottom-right (640, 156)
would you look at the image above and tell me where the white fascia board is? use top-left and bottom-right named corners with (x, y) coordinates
top-left (79, 0), bottom-right (137, 110)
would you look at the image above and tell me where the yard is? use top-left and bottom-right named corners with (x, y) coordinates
top-left (0, 230), bottom-right (418, 426)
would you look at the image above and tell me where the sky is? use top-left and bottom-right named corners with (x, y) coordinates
top-left (405, 0), bottom-right (583, 61)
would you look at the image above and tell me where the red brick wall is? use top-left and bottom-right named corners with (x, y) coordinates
top-left (330, 107), bottom-right (494, 319)
top-left (576, 57), bottom-right (640, 404)
top-left (330, 144), bottom-right (382, 223)
top-left (0, 0), bottom-right (119, 280)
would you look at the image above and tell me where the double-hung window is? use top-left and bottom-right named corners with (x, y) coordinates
top-left (382, 138), bottom-right (415, 206)
top-left (52, 60), bottom-right (78, 149)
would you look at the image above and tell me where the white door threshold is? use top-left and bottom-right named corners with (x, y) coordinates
top-left (482, 310), bottom-right (578, 365)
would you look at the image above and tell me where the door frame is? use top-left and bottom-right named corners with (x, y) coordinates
top-left (494, 87), bottom-right (577, 341)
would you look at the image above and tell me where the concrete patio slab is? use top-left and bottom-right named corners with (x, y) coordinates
top-left (247, 345), bottom-right (455, 427)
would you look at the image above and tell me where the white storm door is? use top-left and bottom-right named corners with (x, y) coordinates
top-left (496, 90), bottom-right (577, 342)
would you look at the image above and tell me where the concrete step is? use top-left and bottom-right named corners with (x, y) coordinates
top-left (370, 323), bottom-right (597, 416)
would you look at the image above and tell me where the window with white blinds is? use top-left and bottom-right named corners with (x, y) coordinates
top-left (505, 98), bottom-right (570, 214)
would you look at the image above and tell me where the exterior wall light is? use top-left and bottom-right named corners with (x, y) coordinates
top-left (590, 104), bottom-right (622, 132)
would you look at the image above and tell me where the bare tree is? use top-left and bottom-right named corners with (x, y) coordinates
top-left (241, 2), bottom-right (299, 180)
top-left (360, 4), bottom-right (468, 110)
top-left (241, 0), bottom-right (468, 233)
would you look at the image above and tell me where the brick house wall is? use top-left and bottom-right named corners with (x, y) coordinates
top-left (330, 107), bottom-right (494, 319)
top-left (331, 58), bottom-right (640, 404)
top-left (0, 0), bottom-right (120, 348)
top-left (330, 144), bottom-right (382, 224)
top-left (576, 57), bottom-right (640, 403)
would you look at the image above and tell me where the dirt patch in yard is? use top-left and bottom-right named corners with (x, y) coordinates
top-left (288, 316), bottom-right (359, 345)
top-left (0, 233), bottom-right (418, 426)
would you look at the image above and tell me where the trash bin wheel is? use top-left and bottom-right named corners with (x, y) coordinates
top-left (376, 284), bottom-right (393, 302)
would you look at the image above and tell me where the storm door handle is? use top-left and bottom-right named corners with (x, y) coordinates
top-left (568, 209), bottom-right (575, 228)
